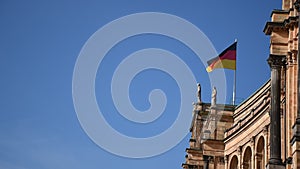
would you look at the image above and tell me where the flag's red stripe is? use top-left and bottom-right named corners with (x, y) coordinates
top-left (219, 50), bottom-right (236, 60)
top-left (210, 59), bottom-right (221, 69)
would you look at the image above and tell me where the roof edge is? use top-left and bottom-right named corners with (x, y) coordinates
top-left (234, 79), bottom-right (270, 110)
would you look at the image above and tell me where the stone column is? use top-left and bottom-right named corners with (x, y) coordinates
top-left (251, 137), bottom-right (255, 169)
top-left (267, 54), bottom-right (286, 169)
top-left (203, 155), bottom-right (209, 169)
top-left (263, 126), bottom-right (269, 168)
top-left (292, 0), bottom-right (300, 145)
top-left (291, 2), bottom-right (300, 168)
top-left (238, 146), bottom-right (242, 169)
top-left (255, 153), bottom-right (259, 169)
top-left (224, 155), bottom-right (228, 169)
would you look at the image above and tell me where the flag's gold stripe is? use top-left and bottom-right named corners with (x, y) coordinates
top-left (206, 59), bottom-right (236, 72)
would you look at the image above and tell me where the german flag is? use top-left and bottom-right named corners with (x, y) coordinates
top-left (206, 42), bottom-right (237, 72)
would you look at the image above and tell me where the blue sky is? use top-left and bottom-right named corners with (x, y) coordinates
top-left (0, 1), bottom-right (281, 169)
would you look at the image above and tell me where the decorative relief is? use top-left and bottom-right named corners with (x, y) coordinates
top-left (263, 125), bottom-right (268, 135)
top-left (218, 156), bottom-right (225, 164)
top-left (295, 0), bottom-right (300, 12)
top-left (250, 136), bottom-right (255, 147)
top-left (224, 155), bottom-right (228, 163)
top-left (267, 54), bottom-right (286, 69)
top-left (237, 146), bottom-right (242, 155)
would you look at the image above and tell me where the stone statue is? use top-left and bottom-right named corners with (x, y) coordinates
top-left (211, 87), bottom-right (217, 106)
top-left (197, 83), bottom-right (201, 103)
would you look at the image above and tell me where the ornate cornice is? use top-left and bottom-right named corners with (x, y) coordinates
top-left (283, 16), bottom-right (298, 28)
top-left (270, 9), bottom-right (290, 16)
top-left (263, 16), bottom-right (297, 35)
top-left (224, 94), bottom-right (270, 140)
top-left (295, 0), bottom-right (300, 12)
top-left (263, 22), bottom-right (286, 35)
top-left (267, 54), bottom-right (286, 69)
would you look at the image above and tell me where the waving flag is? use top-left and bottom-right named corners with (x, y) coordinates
top-left (206, 42), bottom-right (237, 72)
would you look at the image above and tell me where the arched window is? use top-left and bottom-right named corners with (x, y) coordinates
top-left (229, 155), bottom-right (238, 169)
top-left (243, 147), bottom-right (252, 169)
top-left (256, 136), bottom-right (265, 169)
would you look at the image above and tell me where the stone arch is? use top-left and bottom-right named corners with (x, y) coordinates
top-left (229, 155), bottom-right (238, 169)
top-left (256, 136), bottom-right (265, 169)
top-left (243, 146), bottom-right (252, 169)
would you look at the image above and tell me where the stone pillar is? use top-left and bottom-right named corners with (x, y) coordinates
top-left (255, 153), bottom-right (259, 169)
top-left (291, 2), bottom-right (300, 169)
top-left (203, 155), bottom-right (209, 169)
top-left (263, 126), bottom-right (269, 168)
top-left (292, 0), bottom-right (300, 146)
top-left (251, 137), bottom-right (255, 169)
top-left (224, 155), bottom-right (228, 169)
top-left (267, 54), bottom-right (286, 169)
top-left (238, 146), bottom-right (242, 169)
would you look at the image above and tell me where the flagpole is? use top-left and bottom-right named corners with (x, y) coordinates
top-left (233, 67), bottom-right (236, 105)
top-left (232, 39), bottom-right (237, 105)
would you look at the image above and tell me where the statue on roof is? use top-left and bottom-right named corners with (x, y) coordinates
top-left (211, 87), bottom-right (217, 107)
top-left (197, 83), bottom-right (202, 103)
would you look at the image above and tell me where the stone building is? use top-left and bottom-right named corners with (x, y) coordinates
top-left (182, 0), bottom-right (300, 168)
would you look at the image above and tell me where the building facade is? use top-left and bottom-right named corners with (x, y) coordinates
top-left (182, 0), bottom-right (300, 168)
top-left (182, 102), bottom-right (234, 169)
